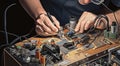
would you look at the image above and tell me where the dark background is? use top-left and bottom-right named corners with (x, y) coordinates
top-left (0, 0), bottom-right (119, 66)
top-left (0, 0), bottom-right (35, 66)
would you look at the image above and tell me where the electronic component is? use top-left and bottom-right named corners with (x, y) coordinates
top-left (57, 27), bottom-right (65, 40)
top-left (75, 35), bottom-right (90, 45)
top-left (23, 43), bottom-right (36, 50)
top-left (111, 55), bottom-right (120, 66)
top-left (104, 22), bottom-right (118, 39)
top-left (66, 16), bottom-right (77, 38)
top-left (63, 42), bottom-right (76, 50)
top-left (5, 21), bottom-right (120, 66)
top-left (69, 16), bottom-right (77, 31)
top-left (109, 22), bottom-right (118, 39)
top-left (40, 44), bottom-right (62, 63)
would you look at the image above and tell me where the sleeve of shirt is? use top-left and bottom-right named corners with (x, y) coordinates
top-left (111, 0), bottom-right (120, 7)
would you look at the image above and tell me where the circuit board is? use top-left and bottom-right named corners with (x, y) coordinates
top-left (5, 28), bottom-right (120, 66)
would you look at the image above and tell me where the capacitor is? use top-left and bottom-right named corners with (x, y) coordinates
top-left (69, 16), bottom-right (77, 31)
top-left (111, 22), bottom-right (117, 34)
top-left (35, 49), bottom-right (43, 64)
top-left (109, 22), bottom-right (118, 39)
top-left (36, 49), bottom-right (41, 59)
top-left (35, 49), bottom-right (46, 64)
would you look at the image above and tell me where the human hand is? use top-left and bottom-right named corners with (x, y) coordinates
top-left (35, 13), bottom-right (60, 36)
top-left (75, 11), bottom-right (107, 33)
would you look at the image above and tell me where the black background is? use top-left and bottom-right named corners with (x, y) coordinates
top-left (0, 0), bottom-right (35, 65)
top-left (0, 0), bottom-right (119, 66)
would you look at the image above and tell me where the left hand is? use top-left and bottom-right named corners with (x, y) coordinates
top-left (75, 11), bottom-right (97, 33)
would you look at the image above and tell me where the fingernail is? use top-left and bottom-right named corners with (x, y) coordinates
top-left (75, 29), bottom-right (78, 32)
top-left (54, 29), bottom-right (58, 32)
top-left (56, 29), bottom-right (58, 32)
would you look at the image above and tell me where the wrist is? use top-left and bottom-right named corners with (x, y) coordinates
top-left (94, 15), bottom-right (108, 29)
top-left (35, 13), bottom-right (47, 21)
top-left (34, 8), bottom-right (47, 20)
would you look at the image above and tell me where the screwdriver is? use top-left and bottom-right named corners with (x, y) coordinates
top-left (47, 12), bottom-right (65, 39)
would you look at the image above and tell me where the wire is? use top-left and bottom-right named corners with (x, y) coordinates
top-left (101, 2), bottom-right (119, 34)
top-left (90, 30), bottom-right (102, 44)
top-left (0, 44), bottom-right (9, 50)
top-left (101, 3), bottom-right (118, 23)
top-left (86, 15), bottom-right (109, 34)
top-left (10, 36), bottom-right (21, 45)
top-left (4, 3), bottom-right (16, 44)
top-left (0, 30), bottom-right (19, 38)
top-left (21, 27), bottom-right (34, 38)
top-left (10, 27), bottom-right (34, 45)
top-left (86, 30), bottom-right (102, 48)
top-left (0, 30), bottom-right (20, 52)
top-left (85, 15), bottom-right (108, 48)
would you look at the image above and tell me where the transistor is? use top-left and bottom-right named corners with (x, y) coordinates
top-left (63, 42), bottom-right (75, 50)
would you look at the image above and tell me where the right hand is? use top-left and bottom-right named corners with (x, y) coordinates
top-left (35, 13), bottom-right (60, 36)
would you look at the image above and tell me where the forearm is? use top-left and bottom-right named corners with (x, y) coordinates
top-left (19, 0), bottom-right (46, 20)
top-left (106, 9), bottom-right (120, 25)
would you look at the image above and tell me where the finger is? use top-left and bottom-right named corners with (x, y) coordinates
top-left (95, 19), bottom-right (106, 29)
top-left (44, 32), bottom-right (57, 36)
top-left (52, 16), bottom-right (60, 29)
top-left (44, 16), bottom-right (59, 32)
top-left (36, 25), bottom-right (44, 32)
top-left (75, 12), bottom-right (88, 32)
top-left (79, 19), bottom-right (87, 33)
top-left (84, 21), bottom-right (94, 30)
top-left (37, 19), bottom-right (53, 34)
top-left (35, 26), bottom-right (42, 35)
